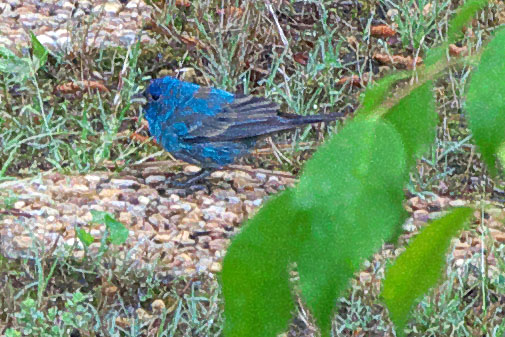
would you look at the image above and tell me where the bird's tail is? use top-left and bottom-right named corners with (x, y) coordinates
top-left (277, 111), bottom-right (344, 125)
top-left (235, 111), bottom-right (343, 140)
top-left (184, 111), bottom-right (344, 143)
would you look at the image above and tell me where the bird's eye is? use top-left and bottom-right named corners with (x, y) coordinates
top-left (151, 93), bottom-right (160, 101)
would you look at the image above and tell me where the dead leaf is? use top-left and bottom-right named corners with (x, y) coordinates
top-left (370, 24), bottom-right (397, 38)
top-left (336, 75), bottom-right (368, 88)
top-left (217, 6), bottom-right (243, 17)
top-left (180, 35), bottom-right (206, 49)
top-left (136, 308), bottom-right (153, 321)
top-left (115, 317), bottom-right (131, 329)
top-left (490, 228), bottom-right (505, 244)
top-left (373, 53), bottom-right (423, 70)
top-left (422, 3), bottom-right (433, 16)
top-left (175, 0), bottom-right (190, 7)
top-left (346, 36), bottom-right (359, 49)
top-left (130, 132), bottom-right (158, 147)
top-left (463, 25), bottom-right (475, 38)
top-left (151, 299), bottom-right (166, 314)
top-left (103, 285), bottom-right (118, 297)
top-left (293, 51), bottom-right (309, 65)
top-left (449, 44), bottom-right (468, 57)
top-left (55, 80), bottom-right (109, 94)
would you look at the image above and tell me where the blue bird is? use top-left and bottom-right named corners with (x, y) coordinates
top-left (144, 76), bottom-right (342, 186)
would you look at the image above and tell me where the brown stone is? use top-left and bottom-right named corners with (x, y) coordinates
top-left (13, 236), bottom-right (32, 249)
top-left (490, 229), bottom-right (505, 244)
top-left (98, 188), bottom-right (121, 199)
top-left (154, 234), bottom-right (172, 243)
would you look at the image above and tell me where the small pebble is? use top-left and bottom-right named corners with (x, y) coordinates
top-left (449, 199), bottom-right (467, 207)
top-left (210, 262), bottom-right (222, 273)
top-left (138, 195), bottom-right (150, 205)
top-left (146, 175), bottom-right (166, 184)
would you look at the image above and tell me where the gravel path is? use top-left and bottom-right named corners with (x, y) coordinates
top-left (2, 162), bottom-right (505, 279)
top-left (0, 164), bottom-right (295, 277)
top-left (0, 0), bottom-right (154, 52)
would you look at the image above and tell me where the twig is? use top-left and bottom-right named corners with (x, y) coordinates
top-left (265, 0), bottom-right (288, 47)
top-left (268, 137), bottom-right (293, 165)
top-left (0, 210), bottom-right (32, 218)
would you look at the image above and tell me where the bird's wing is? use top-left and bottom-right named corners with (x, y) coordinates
top-left (180, 90), bottom-right (309, 143)
top-left (181, 92), bottom-right (337, 143)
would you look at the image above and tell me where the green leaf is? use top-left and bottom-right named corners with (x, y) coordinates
top-left (222, 190), bottom-right (305, 337)
top-left (5, 329), bottom-right (21, 337)
top-left (466, 27), bottom-right (505, 175)
top-left (381, 207), bottom-right (473, 336)
top-left (90, 210), bottom-right (108, 224)
top-left (294, 119), bottom-right (409, 336)
top-left (425, 0), bottom-right (488, 67)
top-left (104, 214), bottom-right (129, 245)
top-left (72, 291), bottom-right (85, 303)
top-left (88, 210), bottom-right (128, 245)
top-left (447, 0), bottom-right (488, 44)
top-left (76, 229), bottom-right (94, 248)
top-left (358, 72), bottom-right (409, 115)
top-left (424, 45), bottom-right (447, 67)
top-left (0, 46), bottom-right (17, 59)
top-left (384, 81), bottom-right (437, 170)
top-left (30, 31), bottom-right (48, 70)
top-left (0, 46), bottom-right (31, 82)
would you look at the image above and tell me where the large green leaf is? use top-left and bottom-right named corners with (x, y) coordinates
top-left (423, 44), bottom-right (446, 69)
top-left (294, 119), bottom-right (409, 336)
top-left (447, 0), bottom-right (488, 44)
top-left (382, 207), bottom-right (473, 336)
top-left (384, 81), bottom-right (437, 170)
top-left (222, 190), bottom-right (305, 337)
top-left (466, 27), bottom-right (505, 175)
top-left (358, 72), bottom-right (409, 116)
top-left (424, 0), bottom-right (488, 67)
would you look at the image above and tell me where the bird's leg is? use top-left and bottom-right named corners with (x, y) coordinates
top-left (170, 168), bottom-right (216, 188)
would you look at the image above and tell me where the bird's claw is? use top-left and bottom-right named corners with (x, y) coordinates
top-left (167, 169), bottom-right (214, 188)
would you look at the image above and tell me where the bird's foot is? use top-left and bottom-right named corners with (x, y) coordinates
top-left (169, 169), bottom-right (213, 188)
top-left (170, 169), bottom-right (211, 188)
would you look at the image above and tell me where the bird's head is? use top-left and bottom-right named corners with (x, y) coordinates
top-left (142, 76), bottom-right (181, 138)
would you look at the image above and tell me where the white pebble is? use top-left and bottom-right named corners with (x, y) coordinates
top-left (138, 196), bottom-right (150, 205)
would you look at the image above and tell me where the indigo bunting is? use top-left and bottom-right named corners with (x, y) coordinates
top-left (144, 76), bottom-right (342, 186)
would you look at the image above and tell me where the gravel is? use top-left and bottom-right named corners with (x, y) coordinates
top-left (0, 0), bottom-right (153, 52)
top-left (0, 165), bottom-right (296, 277)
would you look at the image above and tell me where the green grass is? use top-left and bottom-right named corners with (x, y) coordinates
top-left (0, 42), bottom-right (151, 180)
top-left (0, 240), bottom-right (225, 337)
top-left (2, 221), bottom-right (504, 336)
